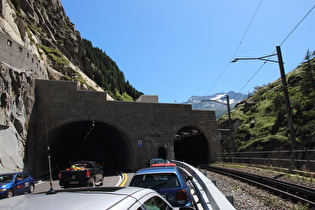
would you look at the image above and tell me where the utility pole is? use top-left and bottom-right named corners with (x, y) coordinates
top-left (226, 95), bottom-right (235, 153)
top-left (276, 46), bottom-right (297, 170)
top-left (231, 46), bottom-right (297, 171)
top-left (201, 95), bottom-right (235, 153)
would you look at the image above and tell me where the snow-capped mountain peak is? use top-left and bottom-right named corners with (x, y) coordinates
top-left (183, 91), bottom-right (251, 118)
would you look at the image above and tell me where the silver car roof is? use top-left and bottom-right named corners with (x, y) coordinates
top-left (0, 187), bottom-right (172, 210)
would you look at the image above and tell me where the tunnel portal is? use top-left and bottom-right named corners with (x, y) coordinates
top-left (174, 126), bottom-right (209, 164)
top-left (30, 80), bottom-right (222, 177)
top-left (39, 121), bottom-right (132, 174)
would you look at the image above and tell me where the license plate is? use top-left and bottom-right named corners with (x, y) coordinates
top-left (69, 181), bottom-right (79, 184)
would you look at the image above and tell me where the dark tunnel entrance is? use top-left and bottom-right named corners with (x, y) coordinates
top-left (174, 126), bottom-right (209, 164)
top-left (39, 121), bottom-right (132, 176)
top-left (158, 147), bottom-right (167, 159)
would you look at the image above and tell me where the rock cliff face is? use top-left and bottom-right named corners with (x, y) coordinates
top-left (0, 0), bottom-right (103, 172)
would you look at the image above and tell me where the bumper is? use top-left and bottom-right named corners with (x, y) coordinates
top-left (0, 190), bottom-right (8, 199)
top-left (59, 180), bottom-right (89, 187)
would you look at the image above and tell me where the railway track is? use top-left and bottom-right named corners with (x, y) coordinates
top-left (198, 165), bottom-right (315, 208)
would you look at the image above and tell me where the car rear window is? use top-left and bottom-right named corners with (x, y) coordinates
top-left (130, 173), bottom-right (180, 189)
top-left (74, 163), bottom-right (92, 168)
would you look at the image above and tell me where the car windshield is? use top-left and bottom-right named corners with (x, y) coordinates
top-left (130, 173), bottom-right (180, 189)
top-left (150, 159), bottom-right (169, 164)
top-left (0, 174), bottom-right (14, 183)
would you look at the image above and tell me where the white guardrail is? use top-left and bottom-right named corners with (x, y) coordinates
top-left (171, 160), bottom-right (235, 210)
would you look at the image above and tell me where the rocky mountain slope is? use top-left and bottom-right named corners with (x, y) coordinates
top-left (0, 0), bottom-right (122, 172)
top-left (1, 0), bottom-right (106, 89)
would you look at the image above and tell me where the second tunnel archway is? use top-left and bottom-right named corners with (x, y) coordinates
top-left (174, 126), bottom-right (209, 164)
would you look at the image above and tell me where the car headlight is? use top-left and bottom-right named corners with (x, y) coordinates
top-left (0, 188), bottom-right (7, 192)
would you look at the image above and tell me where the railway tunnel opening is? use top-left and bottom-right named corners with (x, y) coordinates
top-left (38, 121), bottom-right (133, 176)
top-left (174, 126), bottom-right (209, 164)
top-left (158, 147), bottom-right (167, 159)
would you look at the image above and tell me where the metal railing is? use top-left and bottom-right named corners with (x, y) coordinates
top-left (172, 160), bottom-right (235, 210)
top-left (220, 149), bottom-right (315, 172)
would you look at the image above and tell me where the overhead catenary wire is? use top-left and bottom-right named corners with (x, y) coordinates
top-left (279, 5), bottom-right (315, 47)
top-left (205, 0), bottom-right (263, 97)
top-left (229, 4), bottom-right (314, 100)
top-left (62, 1), bottom-right (314, 103)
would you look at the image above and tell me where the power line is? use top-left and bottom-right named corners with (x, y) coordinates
top-left (230, 4), bottom-right (315, 100)
top-left (279, 5), bottom-right (315, 46)
top-left (232, 62), bottom-right (267, 99)
top-left (235, 0), bottom-right (264, 55)
top-left (205, 0), bottom-right (263, 96)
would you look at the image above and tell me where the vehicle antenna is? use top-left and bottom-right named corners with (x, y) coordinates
top-left (45, 115), bottom-right (56, 194)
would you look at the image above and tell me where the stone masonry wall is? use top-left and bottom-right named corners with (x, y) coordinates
top-left (28, 79), bottom-right (221, 176)
top-left (0, 32), bottom-right (48, 173)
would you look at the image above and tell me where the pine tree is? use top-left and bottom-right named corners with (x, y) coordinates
top-left (300, 50), bottom-right (315, 93)
top-left (82, 39), bottom-right (143, 100)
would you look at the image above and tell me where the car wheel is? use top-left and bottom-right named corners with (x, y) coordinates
top-left (7, 189), bottom-right (14, 198)
top-left (28, 184), bottom-right (35, 193)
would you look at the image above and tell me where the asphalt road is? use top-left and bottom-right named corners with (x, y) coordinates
top-left (34, 171), bottom-right (134, 193)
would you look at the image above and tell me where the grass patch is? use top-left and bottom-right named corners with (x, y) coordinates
top-left (39, 45), bottom-right (69, 65)
top-left (115, 91), bottom-right (134, 101)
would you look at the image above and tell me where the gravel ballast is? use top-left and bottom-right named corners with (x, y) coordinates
top-left (203, 163), bottom-right (315, 209)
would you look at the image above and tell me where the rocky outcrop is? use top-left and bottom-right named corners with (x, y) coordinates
top-left (0, 0), bottom-right (105, 172)
top-left (0, 126), bottom-right (24, 172)
top-left (0, 60), bottom-right (39, 172)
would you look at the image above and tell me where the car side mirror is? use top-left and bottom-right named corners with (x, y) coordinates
top-left (186, 175), bottom-right (193, 181)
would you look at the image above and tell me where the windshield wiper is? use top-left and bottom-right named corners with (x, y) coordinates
top-left (151, 182), bottom-right (167, 189)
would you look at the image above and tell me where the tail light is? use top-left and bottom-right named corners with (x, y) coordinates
top-left (86, 171), bottom-right (91, 178)
top-left (176, 189), bottom-right (187, 201)
top-left (58, 173), bottom-right (62, 179)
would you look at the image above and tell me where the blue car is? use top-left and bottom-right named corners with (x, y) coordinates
top-left (0, 172), bottom-right (35, 198)
top-left (129, 166), bottom-right (194, 208)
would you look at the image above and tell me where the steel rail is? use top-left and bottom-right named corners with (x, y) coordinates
top-left (198, 165), bottom-right (315, 208)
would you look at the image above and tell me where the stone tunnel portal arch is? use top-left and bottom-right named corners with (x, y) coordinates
top-left (174, 126), bottom-right (209, 164)
top-left (37, 121), bottom-right (133, 176)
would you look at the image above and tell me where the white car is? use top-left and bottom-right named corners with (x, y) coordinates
top-left (0, 187), bottom-right (194, 210)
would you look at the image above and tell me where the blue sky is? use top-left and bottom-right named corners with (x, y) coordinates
top-left (60, 0), bottom-right (315, 103)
